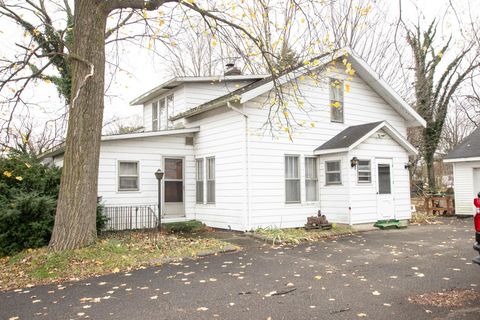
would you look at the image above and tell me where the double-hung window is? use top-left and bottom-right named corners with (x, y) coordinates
top-left (305, 157), bottom-right (318, 201)
top-left (118, 161), bottom-right (139, 191)
top-left (152, 101), bottom-right (158, 131)
top-left (330, 78), bottom-right (344, 123)
top-left (325, 160), bottom-right (342, 185)
top-left (206, 157), bottom-right (215, 204)
top-left (285, 155), bottom-right (300, 203)
top-left (151, 94), bottom-right (174, 131)
top-left (357, 160), bottom-right (372, 183)
top-left (196, 159), bottom-right (204, 204)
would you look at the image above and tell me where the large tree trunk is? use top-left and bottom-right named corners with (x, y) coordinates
top-left (49, 1), bottom-right (107, 251)
top-left (423, 126), bottom-right (437, 191)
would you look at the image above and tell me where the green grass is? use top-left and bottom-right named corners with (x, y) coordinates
top-left (254, 224), bottom-right (354, 245)
top-left (0, 231), bottom-right (234, 291)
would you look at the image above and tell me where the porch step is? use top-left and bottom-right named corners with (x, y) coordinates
top-left (374, 219), bottom-right (407, 229)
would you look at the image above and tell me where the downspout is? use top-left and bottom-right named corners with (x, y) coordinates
top-left (227, 101), bottom-right (250, 231)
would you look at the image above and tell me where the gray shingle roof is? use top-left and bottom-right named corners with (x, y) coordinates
top-left (444, 127), bottom-right (480, 160)
top-left (314, 121), bottom-right (384, 151)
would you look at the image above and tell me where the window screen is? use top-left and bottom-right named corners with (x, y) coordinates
top-left (285, 155), bottom-right (300, 203)
top-left (378, 164), bottom-right (391, 194)
top-left (118, 161), bottom-right (139, 191)
top-left (325, 160), bottom-right (341, 185)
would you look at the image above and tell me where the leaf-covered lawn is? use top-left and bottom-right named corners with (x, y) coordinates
top-left (0, 231), bottom-right (235, 291)
top-left (253, 224), bottom-right (353, 244)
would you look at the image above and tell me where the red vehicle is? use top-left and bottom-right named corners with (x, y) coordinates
top-left (474, 193), bottom-right (480, 265)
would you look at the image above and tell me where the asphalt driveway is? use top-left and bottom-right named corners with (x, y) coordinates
top-left (1, 218), bottom-right (479, 320)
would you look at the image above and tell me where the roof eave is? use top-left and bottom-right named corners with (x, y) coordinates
top-left (443, 156), bottom-right (480, 163)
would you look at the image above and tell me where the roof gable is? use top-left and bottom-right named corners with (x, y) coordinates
top-left (444, 127), bottom-right (480, 162)
top-left (171, 48), bottom-right (426, 128)
top-left (314, 121), bottom-right (418, 156)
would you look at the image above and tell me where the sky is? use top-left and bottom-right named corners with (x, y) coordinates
top-left (0, 0), bottom-right (476, 134)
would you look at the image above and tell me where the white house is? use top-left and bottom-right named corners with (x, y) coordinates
top-left (444, 128), bottom-right (480, 216)
top-left (41, 48), bottom-right (426, 231)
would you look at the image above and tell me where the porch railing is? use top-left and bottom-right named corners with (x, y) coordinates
top-left (102, 205), bottom-right (158, 231)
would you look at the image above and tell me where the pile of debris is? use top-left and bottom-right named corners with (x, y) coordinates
top-left (305, 211), bottom-right (332, 230)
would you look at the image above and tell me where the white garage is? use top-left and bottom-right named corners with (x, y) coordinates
top-left (444, 128), bottom-right (480, 216)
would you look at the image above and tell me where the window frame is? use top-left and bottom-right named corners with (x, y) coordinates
top-left (285, 155), bottom-right (301, 203)
top-left (151, 94), bottom-right (174, 131)
top-left (195, 158), bottom-right (204, 204)
top-left (152, 101), bottom-right (158, 131)
top-left (305, 157), bottom-right (318, 202)
top-left (163, 157), bottom-right (184, 203)
top-left (325, 160), bottom-right (342, 185)
top-left (357, 159), bottom-right (372, 184)
top-left (117, 160), bottom-right (140, 192)
top-left (329, 78), bottom-right (344, 123)
top-left (206, 157), bottom-right (215, 204)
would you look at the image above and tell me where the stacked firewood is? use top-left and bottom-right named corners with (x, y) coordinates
top-left (305, 211), bottom-right (332, 230)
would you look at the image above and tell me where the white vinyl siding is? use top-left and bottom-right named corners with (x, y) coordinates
top-left (118, 161), bottom-right (139, 191)
top-left (285, 155), bottom-right (300, 203)
top-left (330, 78), bottom-right (344, 123)
top-left (305, 157), bottom-right (318, 201)
top-left (452, 161), bottom-right (480, 216)
top-left (325, 160), bottom-right (342, 185)
top-left (357, 160), bottom-right (372, 183)
top-left (349, 130), bottom-right (411, 223)
top-left (196, 158), bottom-right (204, 204)
top-left (206, 157), bottom-right (215, 204)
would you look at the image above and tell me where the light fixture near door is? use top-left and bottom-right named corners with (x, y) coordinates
top-left (350, 156), bottom-right (359, 168)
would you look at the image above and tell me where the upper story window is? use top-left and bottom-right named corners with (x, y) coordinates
top-left (152, 94), bottom-right (174, 131)
top-left (330, 78), bottom-right (344, 123)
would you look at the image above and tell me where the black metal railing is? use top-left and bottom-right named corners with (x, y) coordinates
top-left (102, 205), bottom-right (158, 231)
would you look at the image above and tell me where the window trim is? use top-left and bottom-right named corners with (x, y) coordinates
top-left (329, 78), bottom-right (344, 123)
top-left (325, 160), bottom-right (342, 185)
top-left (357, 159), bottom-right (372, 184)
top-left (117, 160), bottom-right (140, 192)
top-left (305, 156), bottom-right (318, 202)
top-left (285, 154), bottom-right (301, 204)
top-left (152, 101), bottom-right (158, 131)
top-left (163, 157), bottom-right (184, 204)
top-left (195, 158), bottom-right (204, 204)
top-left (151, 93), bottom-right (174, 131)
top-left (206, 157), bottom-right (215, 204)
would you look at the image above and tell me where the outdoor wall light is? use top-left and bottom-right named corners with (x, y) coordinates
top-left (404, 162), bottom-right (412, 169)
top-left (350, 156), bottom-right (359, 168)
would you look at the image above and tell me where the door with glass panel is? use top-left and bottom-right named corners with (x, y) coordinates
top-left (376, 158), bottom-right (395, 220)
top-left (163, 158), bottom-right (184, 216)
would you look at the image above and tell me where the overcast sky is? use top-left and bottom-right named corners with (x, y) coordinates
top-left (0, 0), bottom-right (476, 132)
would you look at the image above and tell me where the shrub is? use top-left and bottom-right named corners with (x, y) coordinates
top-left (162, 220), bottom-right (205, 233)
top-left (0, 152), bottom-right (107, 256)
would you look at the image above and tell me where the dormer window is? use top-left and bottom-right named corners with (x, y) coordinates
top-left (152, 94), bottom-right (174, 131)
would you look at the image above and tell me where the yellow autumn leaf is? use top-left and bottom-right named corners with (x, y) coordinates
top-left (331, 101), bottom-right (341, 108)
top-left (15, 176), bottom-right (23, 181)
top-left (345, 83), bottom-right (350, 93)
top-left (25, 163), bottom-right (32, 168)
top-left (3, 171), bottom-right (12, 178)
top-left (112, 267), bottom-right (120, 273)
top-left (211, 40), bottom-right (217, 47)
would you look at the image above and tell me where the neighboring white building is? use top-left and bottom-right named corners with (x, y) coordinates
top-left (444, 128), bottom-right (480, 216)
top-left (41, 48), bottom-right (426, 231)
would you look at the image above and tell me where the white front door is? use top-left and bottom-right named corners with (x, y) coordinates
top-left (376, 159), bottom-right (395, 220)
top-left (163, 158), bottom-right (185, 217)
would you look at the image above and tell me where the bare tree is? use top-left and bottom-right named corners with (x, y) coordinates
top-left (1, 0), bottom-right (351, 250)
top-left (405, 20), bottom-right (480, 190)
